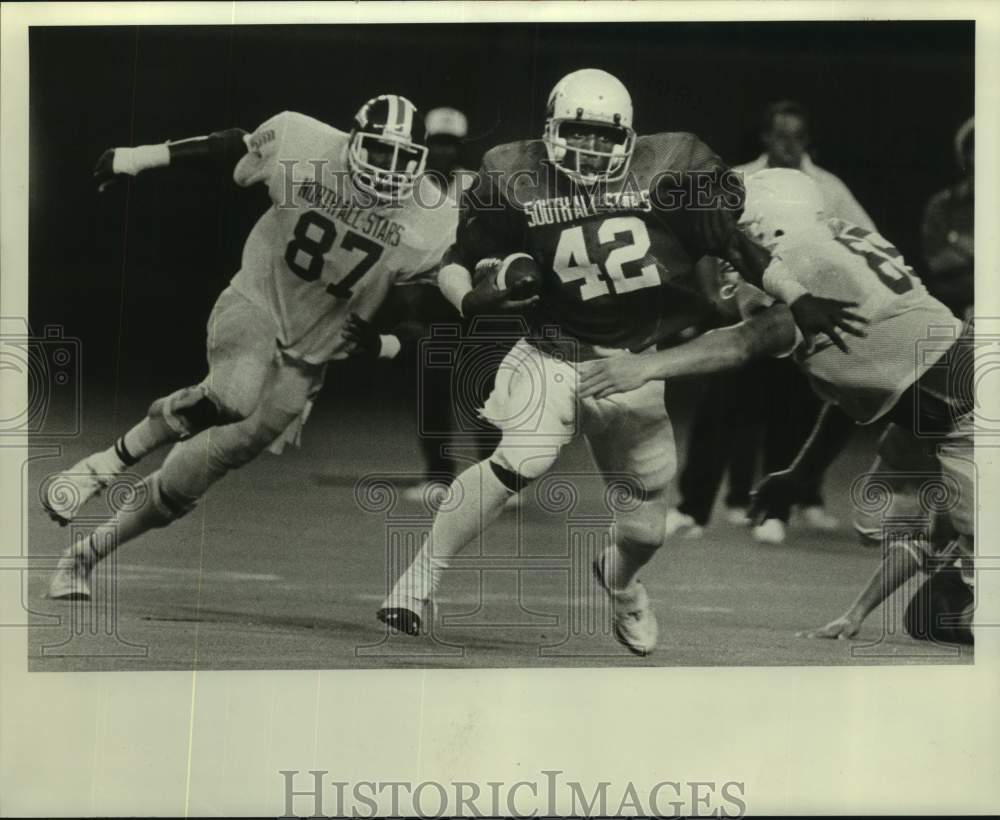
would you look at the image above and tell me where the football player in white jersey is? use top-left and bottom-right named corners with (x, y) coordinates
top-left (44, 95), bottom-right (457, 600)
top-left (580, 168), bottom-right (974, 643)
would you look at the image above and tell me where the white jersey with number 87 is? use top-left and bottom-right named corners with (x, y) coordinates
top-left (230, 111), bottom-right (457, 364)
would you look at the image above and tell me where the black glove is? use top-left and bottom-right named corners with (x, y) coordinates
top-left (748, 468), bottom-right (800, 526)
top-left (789, 294), bottom-right (868, 354)
top-left (343, 313), bottom-right (382, 359)
top-left (93, 149), bottom-right (126, 193)
top-left (461, 258), bottom-right (540, 317)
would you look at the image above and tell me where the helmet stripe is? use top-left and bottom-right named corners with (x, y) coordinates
top-left (385, 95), bottom-right (398, 132)
top-left (400, 98), bottom-right (413, 136)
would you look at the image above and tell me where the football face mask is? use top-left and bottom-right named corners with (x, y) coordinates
top-left (348, 94), bottom-right (428, 204)
top-left (548, 120), bottom-right (635, 185)
top-left (348, 132), bottom-right (427, 203)
top-left (543, 68), bottom-right (637, 186)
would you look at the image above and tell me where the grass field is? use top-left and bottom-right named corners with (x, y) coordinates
top-left (25, 382), bottom-right (973, 670)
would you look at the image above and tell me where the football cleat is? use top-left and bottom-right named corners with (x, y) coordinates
top-left (592, 555), bottom-right (658, 656)
top-left (377, 602), bottom-right (424, 636)
top-left (752, 518), bottom-right (787, 544)
top-left (664, 508), bottom-right (703, 540)
top-left (853, 523), bottom-right (883, 547)
top-left (47, 549), bottom-right (93, 600)
top-left (42, 451), bottom-right (122, 525)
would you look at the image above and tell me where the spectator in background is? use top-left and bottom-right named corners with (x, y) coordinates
top-left (921, 117), bottom-right (974, 320)
top-left (666, 100), bottom-right (877, 544)
top-left (424, 106), bottom-right (474, 199)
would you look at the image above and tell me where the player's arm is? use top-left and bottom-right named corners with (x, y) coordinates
top-left (93, 129), bottom-right (249, 191)
top-left (343, 313), bottom-right (426, 361)
top-left (748, 402), bottom-right (856, 524)
top-left (799, 541), bottom-right (924, 640)
top-left (578, 299), bottom-right (797, 399)
top-left (437, 159), bottom-right (538, 317)
top-left (659, 158), bottom-right (868, 351)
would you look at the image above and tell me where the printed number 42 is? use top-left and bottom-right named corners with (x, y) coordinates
top-left (284, 211), bottom-right (383, 298)
top-left (553, 216), bottom-right (661, 301)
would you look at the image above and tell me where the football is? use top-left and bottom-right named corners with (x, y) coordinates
top-left (494, 252), bottom-right (543, 298)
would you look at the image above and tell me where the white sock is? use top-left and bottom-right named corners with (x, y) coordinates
top-left (385, 460), bottom-right (511, 605)
top-left (89, 445), bottom-right (127, 474)
top-left (74, 474), bottom-right (173, 567)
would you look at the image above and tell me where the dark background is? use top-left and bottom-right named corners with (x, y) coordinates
top-left (29, 22), bottom-right (973, 394)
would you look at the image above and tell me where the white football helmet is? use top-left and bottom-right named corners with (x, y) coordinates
top-left (740, 168), bottom-right (825, 248)
top-left (348, 94), bottom-right (427, 203)
top-left (543, 68), bottom-right (636, 185)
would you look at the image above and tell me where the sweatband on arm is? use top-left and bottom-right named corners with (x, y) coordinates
top-left (112, 144), bottom-right (171, 175)
top-left (438, 263), bottom-right (473, 316)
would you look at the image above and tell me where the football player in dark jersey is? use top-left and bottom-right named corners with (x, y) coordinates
top-left (377, 68), bottom-right (863, 655)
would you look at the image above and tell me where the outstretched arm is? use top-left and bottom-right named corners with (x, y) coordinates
top-left (93, 128), bottom-right (248, 191)
top-left (578, 300), bottom-right (796, 399)
top-left (709, 218), bottom-right (869, 353)
top-left (748, 402), bottom-right (855, 524)
top-left (799, 542), bottom-right (923, 639)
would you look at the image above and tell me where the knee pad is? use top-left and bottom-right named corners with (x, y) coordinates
top-left (491, 443), bottom-right (559, 483)
top-left (489, 457), bottom-right (532, 494)
top-left (149, 385), bottom-right (243, 439)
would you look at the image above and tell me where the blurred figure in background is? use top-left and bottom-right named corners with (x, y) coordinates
top-left (921, 116), bottom-right (974, 320)
top-left (369, 107), bottom-right (505, 505)
top-left (424, 106), bottom-right (474, 199)
top-left (667, 100), bottom-right (877, 544)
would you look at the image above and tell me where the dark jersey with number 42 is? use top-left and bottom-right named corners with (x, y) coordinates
top-left (448, 132), bottom-right (745, 354)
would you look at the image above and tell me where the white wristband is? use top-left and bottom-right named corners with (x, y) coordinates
top-left (112, 143), bottom-right (171, 176)
top-left (438, 263), bottom-right (473, 316)
top-left (378, 335), bottom-right (402, 360)
top-left (761, 257), bottom-right (808, 305)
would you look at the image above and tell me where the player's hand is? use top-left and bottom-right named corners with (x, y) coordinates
top-left (797, 614), bottom-right (862, 640)
top-left (748, 468), bottom-right (799, 526)
top-left (789, 294), bottom-right (868, 354)
top-left (342, 312), bottom-right (381, 359)
top-left (578, 353), bottom-right (656, 400)
top-left (461, 263), bottom-right (540, 316)
top-left (93, 148), bottom-right (126, 193)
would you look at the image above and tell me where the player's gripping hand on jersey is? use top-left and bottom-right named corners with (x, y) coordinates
top-left (787, 293), bottom-right (868, 354)
top-left (578, 351), bottom-right (661, 400)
